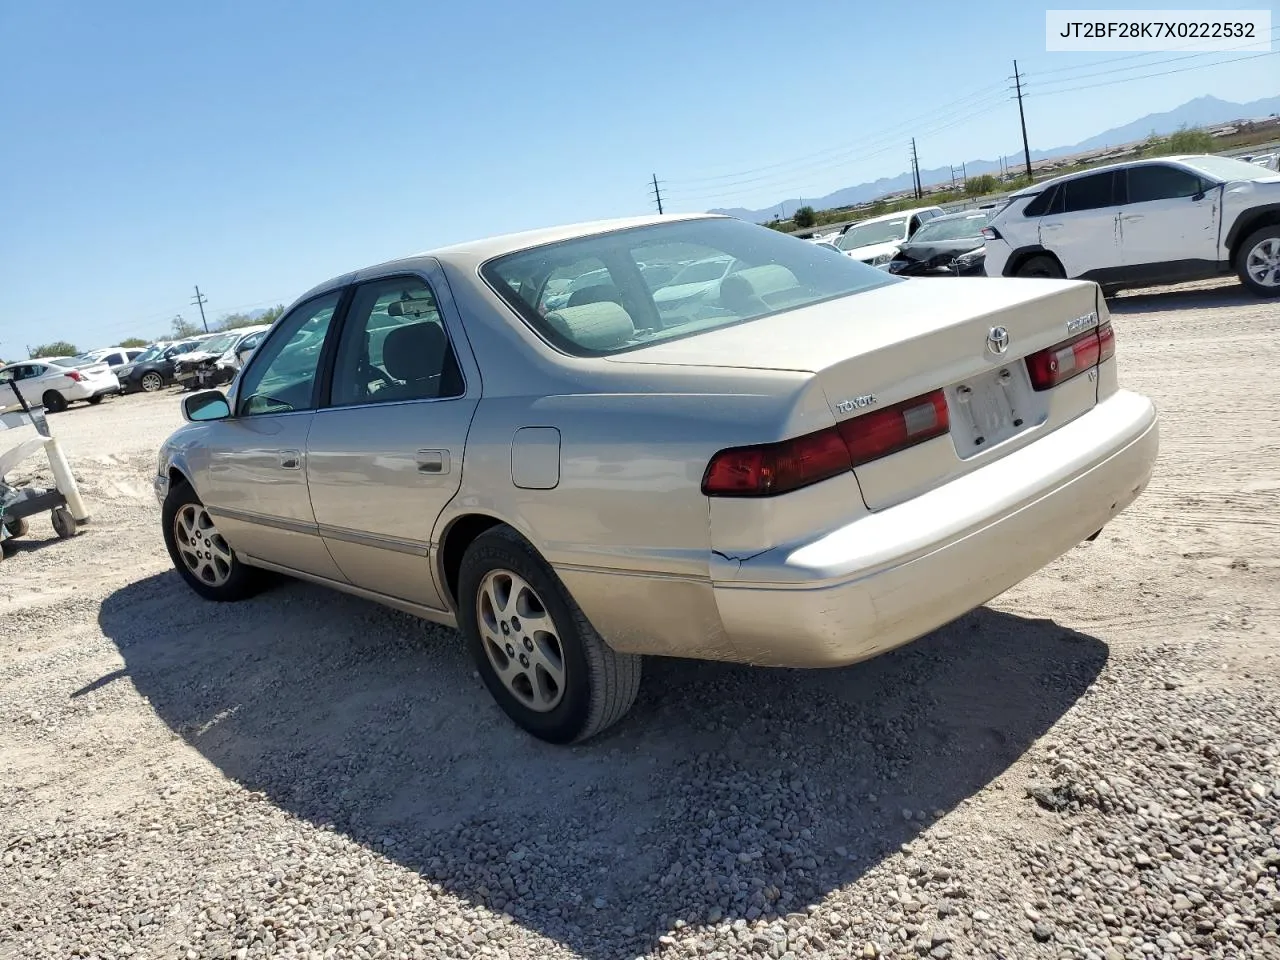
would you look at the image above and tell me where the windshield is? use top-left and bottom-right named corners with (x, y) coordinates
top-left (1179, 155), bottom-right (1276, 182)
top-left (837, 218), bottom-right (909, 250)
top-left (483, 217), bottom-right (898, 357)
top-left (133, 346), bottom-right (162, 363)
top-left (909, 214), bottom-right (989, 243)
top-left (199, 333), bottom-right (240, 354)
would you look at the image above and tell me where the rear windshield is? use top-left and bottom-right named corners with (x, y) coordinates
top-left (483, 218), bottom-right (897, 357)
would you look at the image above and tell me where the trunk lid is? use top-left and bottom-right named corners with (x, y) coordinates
top-left (608, 277), bottom-right (1104, 509)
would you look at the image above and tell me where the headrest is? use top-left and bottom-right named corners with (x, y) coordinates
top-left (543, 302), bottom-right (635, 351)
top-left (734, 264), bottom-right (799, 298)
top-left (382, 322), bottom-right (447, 381)
top-left (567, 284), bottom-right (621, 308)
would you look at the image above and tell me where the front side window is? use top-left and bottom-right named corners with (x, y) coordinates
top-left (1126, 165), bottom-right (1206, 204)
top-left (1061, 172), bottom-right (1118, 213)
top-left (484, 217), bottom-right (897, 357)
top-left (237, 291), bottom-right (341, 416)
top-left (329, 276), bottom-right (464, 406)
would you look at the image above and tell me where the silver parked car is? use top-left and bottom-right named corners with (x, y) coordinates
top-left (157, 214), bottom-right (1159, 743)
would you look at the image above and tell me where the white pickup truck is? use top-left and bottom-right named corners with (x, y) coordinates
top-left (982, 154), bottom-right (1280, 297)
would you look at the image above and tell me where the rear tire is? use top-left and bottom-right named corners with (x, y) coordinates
top-left (1015, 255), bottom-right (1066, 279)
top-left (4, 517), bottom-right (29, 538)
top-left (162, 480), bottom-right (262, 601)
top-left (457, 525), bottom-right (641, 743)
top-left (41, 391), bottom-right (68, 413)
top-left (1236, 225), bottom-right (1280, 297)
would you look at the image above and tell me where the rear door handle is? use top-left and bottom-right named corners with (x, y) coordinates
top-left (417, 449), bottom-right (450, 474)
top-left (1041, 222), bottom-right (1063, 230)
top-left (279, 449), bottom-right (301, 470)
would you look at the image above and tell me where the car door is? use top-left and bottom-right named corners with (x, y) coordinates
top-left (194, 289), bottom-right (349, 580)
top-left (305, 266), bottom-right (479, 610)
top-left (0, 367), bottom-right (18, 411)
top-left (1037, 169), bottom-right (1122, 278)
top-left (1119, 163), bottom-right (1218, 268)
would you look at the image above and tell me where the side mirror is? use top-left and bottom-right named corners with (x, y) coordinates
top-left (1191, 191), bottom-right (1206, 202)
top-left (182, 390), bottom-right (231, 423)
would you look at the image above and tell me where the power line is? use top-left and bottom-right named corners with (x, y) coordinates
top-left (663, 90), bottom-right (1010, 204)
top-left (1025, 30), bottom-right (1280, 90)
top-left (1023, 24), bottom-right (1280, 78)
top-left (1025, 50), bottom-right (1280, 98)
top-left (664, 81), bottom-right (1008, 189)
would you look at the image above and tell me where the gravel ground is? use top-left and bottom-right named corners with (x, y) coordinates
top-left (1, 279), bottom-right (1278, 960)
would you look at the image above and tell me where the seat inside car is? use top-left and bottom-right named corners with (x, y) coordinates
top-left (566, 284), bottom-right (623, 308)
top-left (377, 321), bottom-right (463, 400)
top-left (543, 302), bottom-right (635, 351)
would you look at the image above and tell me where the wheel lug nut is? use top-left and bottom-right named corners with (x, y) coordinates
top-left (519, 654), bottom-right (530, 668)
top-left (505, 644), bottom-right (514, 657)
top-left (523, 637), bottom-right (533, 651)
top-left (511, 617), bottom-right (521, 631)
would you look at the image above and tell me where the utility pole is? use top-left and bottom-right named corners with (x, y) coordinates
top-left (909, 139), bottom-right (922, 199)
top-left (961, 161), bottom-right (967, 182)
top-left (1012, 60), bottom-right (1033, 182)
top-left (191, 286), bottom-right (210, 333)
top-left (649, 174), bottom-right (664, 215)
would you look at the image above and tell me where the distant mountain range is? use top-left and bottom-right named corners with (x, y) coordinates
top-left (708, 94), bottom-right (1280, 222)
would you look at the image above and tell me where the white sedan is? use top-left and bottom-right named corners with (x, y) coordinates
top-left (0, 358), bottom-right (120, 414)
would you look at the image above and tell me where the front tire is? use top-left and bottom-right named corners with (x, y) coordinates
top-left (162, 481), bottom-right (261, 601)
top-left (41, 390), bottom-right (68, 413)
top-left (1015, 254), bottom-right (1066, 279)
top-left (140, 372), bottom-right (164, 393)
top-left (457, 526), bottom-right (641, 743)
top-left (87, 395), bottom-right (104, 405)
top-left (1236, 226), bottom-right (1280, 297)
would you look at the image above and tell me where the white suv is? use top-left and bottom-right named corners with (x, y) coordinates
top-left (983, 154), bottom-right (1280, 297)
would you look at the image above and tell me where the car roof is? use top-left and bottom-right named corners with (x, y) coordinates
top-left (1009, 154), bottom-right (1251, 198)
top-left (923, 209), bottom-right (990, 223)
top-left (845, 206), bottom-right (942, 228)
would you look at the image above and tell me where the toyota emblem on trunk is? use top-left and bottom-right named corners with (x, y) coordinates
top-left (987, 326), bottom-right (1010, 355)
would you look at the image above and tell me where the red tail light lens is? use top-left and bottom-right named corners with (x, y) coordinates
top-left (837, 390), bottom-right (949, 466)
top-left (702, 427), bottom-right (850, 497)
top-left (702, 389), bottom-right (950, 497)
top-left (1025, 322), bottom-right (1113, 391)
top-left (65, 369), bottom-right (84, 382)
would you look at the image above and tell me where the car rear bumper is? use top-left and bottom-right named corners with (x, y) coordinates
top-left (709, 389), bottom-right (1159, 667)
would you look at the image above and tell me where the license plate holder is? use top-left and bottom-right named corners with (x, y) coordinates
top-left (949, 367), bottom-right (1027, 457)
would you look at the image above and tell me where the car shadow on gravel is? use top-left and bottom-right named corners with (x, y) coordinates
top-left (1109, 281), bottom-right (1255, 313)
top-left (98, 571), bottom-right (1107, 959)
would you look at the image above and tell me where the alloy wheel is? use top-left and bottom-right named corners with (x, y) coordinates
top-left (1245, 237), bottom-right (1280, 288)
top-left (173, 503), bottom-right (233, 586)
top-left (477, 569), bottom-right (566, 712)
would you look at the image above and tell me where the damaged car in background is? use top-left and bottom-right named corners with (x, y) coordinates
top-left (888, 210), bottom-right (992, 277)
top-left (173, 326), bottom-right (271, 391)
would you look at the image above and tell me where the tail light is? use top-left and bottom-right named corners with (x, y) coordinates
top-left (702, 389), bottom-right (950, 497)
top-left (1025, 322), bottom-right (1114, 391)
top-left (65, 369), bottom-right (84, 382)
top-left (981, 226), bottom-right (1001, 241)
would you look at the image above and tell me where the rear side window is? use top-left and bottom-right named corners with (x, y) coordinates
top-left (1061, 172), bottom-right (1118, 213)
top-left (1022, 188), bottom-right (1056, 217)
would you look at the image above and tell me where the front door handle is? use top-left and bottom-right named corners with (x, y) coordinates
top-left (279, 449), bottom-right (301, 470)
top-left (1122, 215), bottom-right (1143, 223)
top-left (417, 449), bottom-right (450, 474)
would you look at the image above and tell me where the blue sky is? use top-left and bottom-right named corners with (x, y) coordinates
top-left (1, 0), bottom-right (1277, 353)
